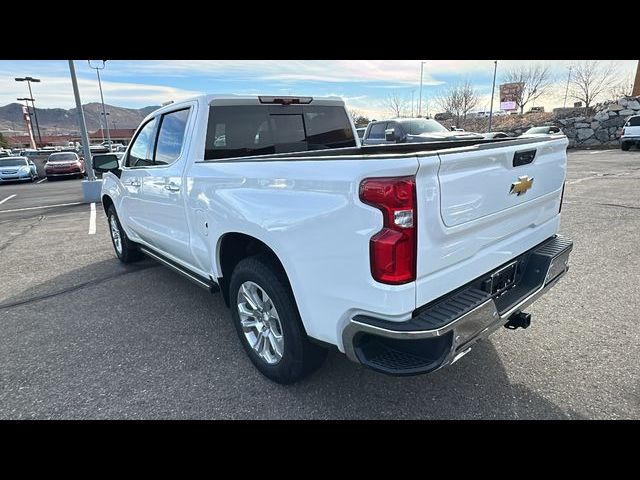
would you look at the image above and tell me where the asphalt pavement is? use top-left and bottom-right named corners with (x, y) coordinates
top-left (0, 150), bottom-right (638, 419)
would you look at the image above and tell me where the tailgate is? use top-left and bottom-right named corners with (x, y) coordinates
top-left (438, 137), bottom-right (566, 227)
top-left (414, 136), bottom-right (568, 307)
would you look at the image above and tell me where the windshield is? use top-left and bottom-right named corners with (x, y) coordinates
top-left (0, 157), bottom-right (28, 167)
top-left (48, 153), bottom-right (77, 162)
top-left (400, 119), bottom-right (449, 135)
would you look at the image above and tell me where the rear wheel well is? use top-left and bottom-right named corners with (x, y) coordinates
top-left (102, 195), bottom-right (113, 216)
top-left (218, 233), bottom-right (290, 307)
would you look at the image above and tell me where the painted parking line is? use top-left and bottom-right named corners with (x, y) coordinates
top-left (88, 202), bottom-right (96, 234)
top-left (0, 201), bottom-right (83, 214)
top-left (0, 194), bottom-right (16, 205)
top-left (36, 178), bottom-right (47, 184)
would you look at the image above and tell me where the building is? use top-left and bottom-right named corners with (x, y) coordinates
top-left (5, 134), bottom-right (74, 148)
top-left (86, 128), bottom-right (137, 146)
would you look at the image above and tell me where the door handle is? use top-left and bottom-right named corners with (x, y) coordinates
top-left (125, 180), bottom-right (141, 187)
top-left (164, 184), bottom-right (180, 192)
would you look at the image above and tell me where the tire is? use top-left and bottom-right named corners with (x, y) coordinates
top-left (621, 142), bottom-right (630, 151)
top-left (106, 205), bottom-right (143, 263)
top-left (229, 255), bottom-right (328, 384)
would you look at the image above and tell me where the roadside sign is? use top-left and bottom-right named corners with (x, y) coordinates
top-left (500, 82), bottom-right (523, 111)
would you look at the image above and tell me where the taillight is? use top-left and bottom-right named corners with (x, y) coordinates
top-left (622, 128), bottom-right (626, 136)
top-left (559, 181), bottom-right (565, 213)
top-left (359, 176), bottom-right (416, 285)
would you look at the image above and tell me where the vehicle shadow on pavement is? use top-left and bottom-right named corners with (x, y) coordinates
top-left (0, 258), bottom-right (584, 420)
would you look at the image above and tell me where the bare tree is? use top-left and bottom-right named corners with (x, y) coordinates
top-left (569, 61), bottom-right (618, 112)
top-left (435, 81), bottom-right (479, 123)
top-left (435, 84), bottom-right (463, 122)
top-left (383, 92), bottom-right (408, 118)
top-left (502, 64), bottom-right (553, 114)
top-left (610, 75), bottom-right (634, 100)
top-left (460, 80), bottom-right (479, 120)
top-left (348, 108), bottom-right (361, 121)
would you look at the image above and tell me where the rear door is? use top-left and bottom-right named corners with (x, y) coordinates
top-left (414, 136), bottom-right (568, 307)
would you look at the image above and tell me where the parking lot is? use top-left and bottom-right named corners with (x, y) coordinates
top-left (0, 149), bottom-right (638, 419)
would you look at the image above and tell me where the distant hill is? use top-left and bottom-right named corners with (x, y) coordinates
top-left (0, 103), bottom-right (161, 134)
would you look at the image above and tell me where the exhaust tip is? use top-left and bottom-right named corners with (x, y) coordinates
top-left (504, 311), bottom-right (531, 330)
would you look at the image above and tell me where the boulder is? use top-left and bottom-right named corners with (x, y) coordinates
top-left (619, 97), bottom-right (629, 107)
top-left (619, 109), bottom-right (636, 116)
top-left (573, 116), bottom-right (586, 123)
top-left (575, 122), bottom-right (590, 128)
top-left (581, 137), bottom-right (600, 147)
top-left (577, 128), bottom-right (594, 140)
top-left (601, 116), bottom-right (627, 128)
top-left (626, 100), bottom-right (640, 110)
top-left (608, 104), bottom-right (624, 112)
top-left (590, 121), bottom-right (600, 130)
top-left (595, 129), bottom-right (609, 142)
top-left (594, 111), bottom-right (609, 122)
top-left (609, 111), bottom-right (618, 117)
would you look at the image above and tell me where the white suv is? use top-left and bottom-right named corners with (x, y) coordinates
top-left (621, 115), bottom-right (640, 151)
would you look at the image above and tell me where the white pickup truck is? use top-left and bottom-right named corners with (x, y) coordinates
top-left (94, 95), bottom-right (573, 384)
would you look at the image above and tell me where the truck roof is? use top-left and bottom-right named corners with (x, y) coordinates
top-left (142, 94), bottom-right (347, 125)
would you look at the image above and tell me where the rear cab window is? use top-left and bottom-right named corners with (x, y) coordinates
top-left (626, 116), bottom-right (640, 127)
top-left (204, 104), bottom-right (356, 160)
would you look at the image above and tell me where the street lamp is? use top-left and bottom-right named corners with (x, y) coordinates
top-left (418, 61), bottom-right (427, 117)
top-left (87, 60), bottom-right (112, 149)
top-left (15, 76), bottom-right (43, 147)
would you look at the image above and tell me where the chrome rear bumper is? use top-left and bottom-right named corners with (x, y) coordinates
top-left (342, 235), bottom-right (573, 376)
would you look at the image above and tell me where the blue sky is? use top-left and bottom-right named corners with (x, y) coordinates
top-left (0, 60), bottom-right (636, 118)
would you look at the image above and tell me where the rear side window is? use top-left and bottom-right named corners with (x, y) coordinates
top-left (154, 108), bottom-right (190, 165)
top-left (204, 105), bottom-right (355, 160)
top-left (368, 122), bottom-right (387, 139)
top-left (627, 116), bottom-right (640, 127)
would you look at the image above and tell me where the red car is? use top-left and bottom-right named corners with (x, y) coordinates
top-left (44, 152), bottom-right (86, 180)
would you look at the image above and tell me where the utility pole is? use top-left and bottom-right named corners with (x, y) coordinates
top-left (633, 60), bottom-right (640, 97)
top-left (488, 60), bottom-right (498, 132)
top-left (88, 60), bottom-right (112, 150)
top-left (15, 77), bottom-right (43, 147)
top-left (418, 61), bottom-right (426, 117)
top-left (411, 90), bottom-right (415, 117)
top-left (563, 65), bottom-right (573, 109)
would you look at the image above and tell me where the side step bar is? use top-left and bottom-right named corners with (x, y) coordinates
top-left (138, 246), bottom-right (220, 293)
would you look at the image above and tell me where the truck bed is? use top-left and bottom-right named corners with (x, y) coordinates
top-left (198, 135), bottom-right (563, 162)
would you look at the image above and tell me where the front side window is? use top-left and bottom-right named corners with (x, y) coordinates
top-left (154, 108), bottom-right (190, 166)
top-left (126, 118), bottom-right (157, 167)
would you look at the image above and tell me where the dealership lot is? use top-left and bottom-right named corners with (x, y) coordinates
top-left (0, 149), bottom-right (638, 419)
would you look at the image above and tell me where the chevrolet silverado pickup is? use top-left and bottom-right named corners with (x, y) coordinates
top-left (94, 95), bottom-right (573, 384)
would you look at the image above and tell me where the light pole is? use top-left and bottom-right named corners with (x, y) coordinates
top-left (563, 65), bottom-right (573, 109)
top-left (411, 90), bottom-right (415, 117)
top-left (488, 60), bottom-right (498, 132)
top-left (68, 60), bottom-right (95, 182)
top-left (88, 60), bottom-right (112, 150)
top-left (15, 77), bottom-right (43, 147)
top-left (101, 111), bottom-right (111, 144)
top-left (418, 61), bottom-right (426, 117)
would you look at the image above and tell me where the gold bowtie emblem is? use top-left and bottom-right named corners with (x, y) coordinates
top-left (510, 175), bottom-right (534, 196)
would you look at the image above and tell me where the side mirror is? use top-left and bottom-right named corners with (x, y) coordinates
top-left (93, 154), bottom-right (120, 172)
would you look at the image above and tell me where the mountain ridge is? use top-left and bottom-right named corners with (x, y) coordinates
top-left (0, 103), bottom-right (161, 135)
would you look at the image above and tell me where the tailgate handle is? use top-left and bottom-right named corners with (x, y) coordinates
top-left (513, 149), bottom-right (536, 167)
